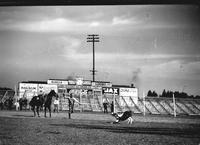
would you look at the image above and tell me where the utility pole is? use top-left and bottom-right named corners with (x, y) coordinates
top-left (87, 34), bottom-right (99, 82)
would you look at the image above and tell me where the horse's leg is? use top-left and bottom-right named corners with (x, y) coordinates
top-left (49, 106), bottom-right (51, 118)
top-left (32, 106), bottom-right (36, 117)
top-left (36, 106), bottom-right (40, 117)
top-left (44, 107), bottom-right (47, 117)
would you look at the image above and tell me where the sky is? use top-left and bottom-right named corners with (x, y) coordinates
top-left (0, 5), bottom-right (200, 96)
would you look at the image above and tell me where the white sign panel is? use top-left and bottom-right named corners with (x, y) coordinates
top-left (120, 88), bottom-right (138, 97)
top-left (47, 79), bottom-right (68, 85)
top-left (19, 83), bottom-right (38, 99)
top-left (19, 83), bottom-right (38, 93)
top-left (102, 87), bottom-right (119, 95)
top-left (38, 84), bottom-right (58, 94)
top-left (120, 88), bottom-right (138, 104)
top-left (76, 78), bottom-right (83, 86)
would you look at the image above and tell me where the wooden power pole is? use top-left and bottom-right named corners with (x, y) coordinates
top-left (87, 34), bottom-right (99, 82)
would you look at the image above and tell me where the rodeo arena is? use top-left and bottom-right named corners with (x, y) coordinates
top-left (1, 78), bottom-right (200, 116)
top-left (0, 77), bottom-right (200, 145)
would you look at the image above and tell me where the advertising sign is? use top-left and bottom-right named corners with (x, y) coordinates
top-left (102, 87), bottom-right (119, 95)
top-left (76, 78), bottom-right (83, 86)
top-left (19, 83), bottom-right (38, 99)
top-left (19, 83), bottom-right (38, 93)
top-left (94, 82), bottom-right (112, 87)
top-left (47, 79), bottom-right (68, 85)
top-left (82, 80), bottom-right (92, 86)
top-left (68, 80), bottom-right (76, 85)
top-left (120, 88), bottom-right (138, 97)
top-left (120, 88), bottom-right (138, 104)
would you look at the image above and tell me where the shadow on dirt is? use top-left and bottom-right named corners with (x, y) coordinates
top-left (12, 114), bottom-right (33, 118)
top-left (50, 122), bottom-right (200, 138)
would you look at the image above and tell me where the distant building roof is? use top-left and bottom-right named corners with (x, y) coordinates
top-left (48, 79), bottom-right (111, 83)
top-left (112, 84), bottom-right (134, 88)
top-left (21, 81), bottom-right (47, 84)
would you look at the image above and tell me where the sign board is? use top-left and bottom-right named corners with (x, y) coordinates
top-left (120, 88), bottom-right (138, 97)
top-left (47, 79), bottom-right (68, 85)
top-left (68, 80), bottom-right (76, 85)
top-left (82, 80), bottom-right (92, 86)
top-left (19, 83), bottom-right (38, 99)
top-left (19, 83), bottom-right (38, 93)
top-left (119, 88), bottom-right (138, 104)
top-left (102, 87), bottom-right (119, 95)
top-left (95, 82), bottom-right (112, 87)
top-left (76, 78), bottom-right (83, 86)
top-left (38, 84), bottom-right (58, 94)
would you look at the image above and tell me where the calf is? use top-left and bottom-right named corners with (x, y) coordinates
top-left (112, 111), bottom-right (133, 124)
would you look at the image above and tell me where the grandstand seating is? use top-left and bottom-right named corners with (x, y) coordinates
top-left (1, 90), bottom-right (200, 116)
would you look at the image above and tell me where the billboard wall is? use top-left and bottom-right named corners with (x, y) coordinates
top-left (19, 83), bottom-right (38, 100)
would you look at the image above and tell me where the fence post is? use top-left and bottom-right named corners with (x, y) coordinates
top-left (2, 91), bottom-right (8, 103)
top-left (143, 92), bottom-right (146, 116)
top-left (173, 93), bottom-right (176, 117)
top-left (113, 93), bottom-right (115, 113)
top-left (80, 91), bottom-right (82, 112)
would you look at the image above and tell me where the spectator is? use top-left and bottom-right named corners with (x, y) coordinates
top-left (23, 97), bottom-right (28, 111)
top-left (19, 98), bottom-right (23, 111)
top-left (65, 93), bottom-right (81, 119)
top-left (0, 101), bottom-right (4, 110)
top-left (110, 101), bottom-right (114, 113)
top-left (14, 100), bottom-right (19, 111)
top-left (103, 98), bottom-right (108, 113)
top-left (8, 98), bottom-right (13, 110)
top-left (53, 97), bottom-right (59, 113)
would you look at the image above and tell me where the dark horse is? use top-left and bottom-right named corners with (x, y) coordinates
top-left (29, 90), bottom-right (58, 117)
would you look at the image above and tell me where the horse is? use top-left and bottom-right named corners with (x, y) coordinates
top-left (29, 94), bottom-right (44, 117)
top-left (29, 90), bottom-right (58, 117)
top-left (19, 97), bottom-right (28, 111)
top-left (43, 90), bottom-right (58, 118)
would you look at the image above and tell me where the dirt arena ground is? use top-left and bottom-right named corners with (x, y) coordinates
top-left (0, 110), bottom-right (200, 145)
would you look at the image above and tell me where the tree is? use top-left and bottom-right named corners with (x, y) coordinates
top-left (161, 89), bottom-right (166, 97)
top-left (147, 90), bottom-right (153, 97)
top-left (152, 91), bottom-right (158, 97)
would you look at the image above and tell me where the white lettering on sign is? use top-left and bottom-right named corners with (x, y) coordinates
top-left (83, 81), bottom-right (92, 86)
top-left (102, 87), bottom-right (119, 95)
top-left (68, 80), bottom-right (76, 85)
top-left (19, 83), bottom-right (38, 92)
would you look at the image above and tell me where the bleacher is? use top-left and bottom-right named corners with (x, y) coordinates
top-left (1, 90), bottom-right (200, 117)
top-left (83, 95), bottom-right (200, 116)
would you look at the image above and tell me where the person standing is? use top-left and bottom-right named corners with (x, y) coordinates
top-left (14, 100), bottom-right (19, 111)
top-left (66, 93), bottom-right (81, 119)
top-left (53, 97), bottom-right (59, 113)
top-left (110, 101), bottom-right (114, 113)
top-left (19, 98), bottom-right (23, 111)
top-left (103, 98), bottom-right (108, 113)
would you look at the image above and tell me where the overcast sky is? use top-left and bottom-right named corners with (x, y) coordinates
top-left (0, 5), bottom-right (200, 96)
